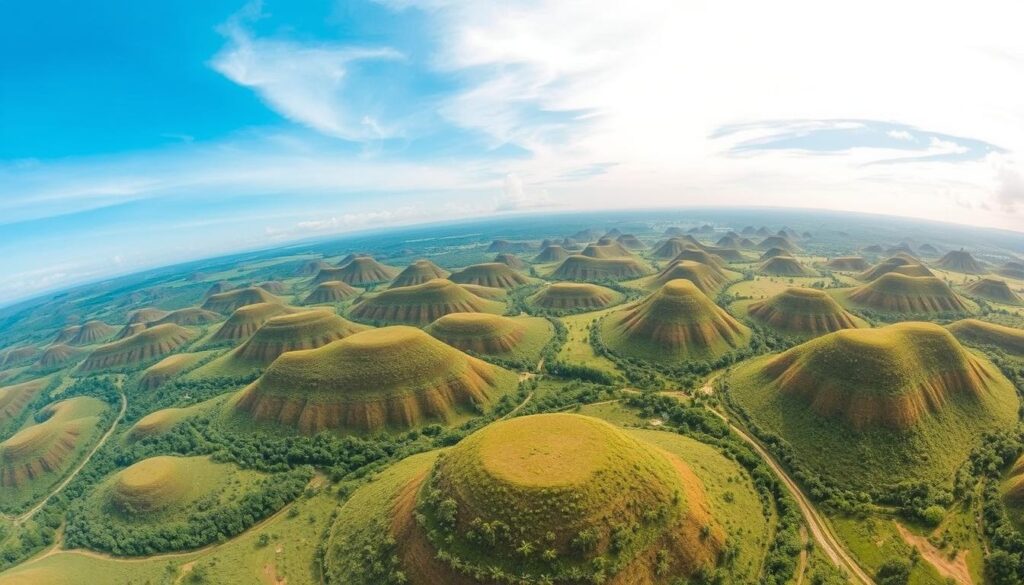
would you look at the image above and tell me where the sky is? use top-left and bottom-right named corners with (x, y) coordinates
top-left (2, 0), bottom-right (1024, 305)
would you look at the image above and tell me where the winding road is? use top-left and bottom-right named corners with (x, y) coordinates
top-left (708, 407), bottom-right (874, 585)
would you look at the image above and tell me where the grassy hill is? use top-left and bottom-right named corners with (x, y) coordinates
top-left (847, 273), bottom-right (971, 314)
top-left (391, 259), bottom-right (449, 288)
top-left (601, 279), bottom-right (750, 362)
top-left (747, 287), bottom-right (864, 337)
top-left (645, 260), bottom-right (731, 295)
top-left (227, 326), bottom-right (518, 434)
top-left (947, 319), bottom-right (1024, 357)
top-left (551, 255), bottom-right (650, 281)
top-left (824, 256), bottom-right (869, 271)
top-left (728, 322), bottom-right (1019, 489)
top-left (936, 250), bottom-right (986, 274)
top-left (78, 324), bottom-right (194, 373)
top-left (448, 263), bottom-right (531, 289)
top-left (303, 280), bottom-right (360, 305)
top-left (757, 256), bottom-right (817, 277)
top-left (528, 282), bottom-right (623, 311)
top-left (323, 414), bottom-right (735, 585)
top-left (209, 302), bottom-right (299, 342)
top-left (350, 279), bottom-right (505, 326)
top-left (963, 277), bottom-right (1022, 305)
top-left (857, 254), bottom-right (934, 281)
top-left (425, 313), bottom-right (552, 362)
top-left (202, 287), bottom-right (281, 314)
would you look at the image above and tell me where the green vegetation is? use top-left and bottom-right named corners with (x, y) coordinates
top-left (747, 287), bottom-right (864, 337)
top-left (425, 313), bottom-right (552, 363)
top-left (448, 262), bottom-right (531, 289)
top-left (847, 273), bottom-right (972, 314)
top-left (201, 286), bottom-right (281, 314)
top-left (527, 282), bottom-right (624, 312)
top-left (550, 255), bottom-right (650, 281)
top-left (965, 277), bottom-right (1022, 305)
top-left (390, 259), bottom-right (449, 288)
top-left (350, 278), bottom-right (504, 325)
top-left (936, 249), bottom-right (986, 274)
top-left (77, 323), bottom-right (195, 373)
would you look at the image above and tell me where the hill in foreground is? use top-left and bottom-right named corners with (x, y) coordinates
top-left (551, 255), bottom-right (649, 281)
top-left (601, 279), bottom-right (750, 362)
top-left (0, 378), bottom-right (49, 435)
top-left (947, 319), bottom-right (1024, 357)
top-left (528, 282), bottom-right (622, 311)
top-left (228, 326), bottom-right (517, 434)
top-left (964, 278), bottom-right (1022, 305)
top-left (34, 344), bottom-right (86, 370)
top-left (324, 413), bottom-right (728, 585)
top-left (748, 288), bottom-right (863, 337)
top-left (78, 324), bottom-right (194, 372)
top-left (350, 279), bottom-right (504, 326)
top-left (728, 322), bottom-right (1018, 488)
top-left (139, 352), bottom-right (209, 390)
top-left (847, 273), bottom-right (971, 314)
top-left (448, 263), bottom-right (531, 289)
top-left (425, 313), bottom-right (552, 361)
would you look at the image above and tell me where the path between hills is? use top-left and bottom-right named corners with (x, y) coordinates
top-left (708, 408), bottom-right (875, 585)
top-left (15, 387), bottom-right (128, 525)
top-left (894, 521), bottom-right (973, 585)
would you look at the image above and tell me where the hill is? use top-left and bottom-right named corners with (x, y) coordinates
top-left (318, 257), bottom-right (399, 286)
top-left (296, 259), bottom-right (332, 276)
top-left (487, 240), bottom-right (532, 253)
top-left (651, 237), bottom-right (697, 259)
top-left (390, 259), bottom-right (449, 288)
top-left (757, 256), bottom-right (816, 277)
top-left (229, 326), bottom-right (517, 434)
top-left (848, 273), bottom-right (971, 314)
top-left (601, 279), bottom-right (750, 361)
top-left (669, 247), bottom-right (726, 268)
top-left (303, 280), bottom-right (360, 304)
top-left (616, 233), bottom-right (646, 249)
top-left (493, 253), bottom-right (528, 270)
top-left (201, 287), bottom-right (281, 314)
top-left (533, 244), bottom-right (570, 263)
top-left (203, 281), bottom-right (234, 297)
top-left (756, 235), bottom-right (799, 253)
top-left (947, 319), bottom-right (1024, 357)
top-left (728, 322), bottom-right (1019, 488)
top-left (551, 255), bottom-right (649, 281)
top-left (0, 347), bottom-right (39, 369)
top-left (964, 278), bottom-right (1022, 305)
top-left (139, 352), bottom-right (209, 390)
top-left (68, 320), bottom-right (116, 346)
top-left (858, 254), bottom-right (934, 281)
top-left (210, 302), bottom-right (299, 342)
top-left (126, 308), bottom-right (170, 325)
top-left (148, 308), bottom-right (220, 327)
top-left (759, 247), bottom-right (790, 261)
top-left (350, 279), bottom-right (504, 326)
top-left (936, 250), bottom-right (986, 274)
top-left (647, 260), bottom-right (731, 295)
top-left (34, 344), bottom-right (86, 370)
top-left (78, 324), bottom-right (194, 372)
top-left (229, 309), bottom-right (370, 365)
top-left (425, 313), bottom-right (553, 359)
top-left (825, 256), bottom-right (869, 271)
top-left (997, 261), bottom-right (1024, 280)
top-left (323, 413), bottom-right (727, 585)
top-left (127, 407), bottom-right (192, 440)
top-left (0, 397), bottom-right (105, 494)
top-left (748, 288), bottom-right (862, 337)
top-left (448, 263), bottom-right (530, 289)
top-left (581, 241), bottom-right (633, 258)
top-left (0, 378), bottom-right (49, 433)
top-left (528, 282), bottom-right (622, 310)
top-left (702, 246), bottom-right (747, 263)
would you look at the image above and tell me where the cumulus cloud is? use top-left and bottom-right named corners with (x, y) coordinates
top-left (495, 172), bottom-right (555, 211)
top-left (994, 160), bottom-right (1024, 213)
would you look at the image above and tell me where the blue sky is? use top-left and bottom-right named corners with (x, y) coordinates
top-left (2, 0), bottom-right (1023, 305)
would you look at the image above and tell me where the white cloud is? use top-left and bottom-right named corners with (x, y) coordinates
top-left (887, 130), bottom-right (914, 141)
top-left (211, 3), bottom-right (403, 141)
top-left (994, 158), bottom-right (1024, 212)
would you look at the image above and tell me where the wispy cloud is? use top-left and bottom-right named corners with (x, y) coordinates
top-left (211, 2), bottom-right (404, 141)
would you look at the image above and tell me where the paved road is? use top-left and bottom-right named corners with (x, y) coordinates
top-left (16, 389), bottom-right (128, 525)
top-left (709, 408), bottom-right (875, 585)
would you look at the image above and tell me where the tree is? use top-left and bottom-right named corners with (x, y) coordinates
top-left (876, 558), bottom-right (911, 585)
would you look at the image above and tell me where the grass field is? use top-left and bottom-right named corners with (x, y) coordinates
top-left (556, 308), bottom-right (621, 377)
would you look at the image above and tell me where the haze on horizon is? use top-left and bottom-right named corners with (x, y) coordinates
top-left (2, 0), bottom-right (1023, 305)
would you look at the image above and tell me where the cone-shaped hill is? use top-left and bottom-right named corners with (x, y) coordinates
top-left (493, 253), bottom-right (528, 269)
top-left (997, 261), bottom-right (1024, 280)
top-left (295, 259), bottom-right (332, 276)
top-left (448, 263), bottom-right (530, 289)
top-left (616, 233), bottom-right (646, 249)
top-left (551, 255), bottom-right (649, 281)
top-left (230, 326), bottom-right (517, 434)
top-left (533, 244), bottom-right (570, 263)
top-left (670, 247), bottom-right (727, 269)
top-left (106, 455), bottom-right (199, 514)
top-left (848, 273), bottom-right (970, 314)
top-left (825, 256), bottom-right (869, 271)
top-left (581, 241), bottom-right (634, 258)
top-left (647, 260), bottom-right (730, 295)
top-left (1003, 455), bottom-right (1024, 523)
top-left (0, 378), bottom-right (48, 432)
top-left (256, 280), bottom-right (287, 295)
top-left (919, 244), bottom-right (940, 256)
top-left (52, 325), bottom-right (81, 345)
top-left (601, 279), bottom-right (750, 362)
top-left (229, 309), bottom-right (370, 365)
top-left (211, 302), bottom-right (300, 342)
top-left (139, 352), bottom-right (209, 390)
top-left (528, 282), bottom-right (622, 311)
top-left (34, 344), bottom-right (86, 370)
top-left (114, 322), bottom-right (147, 341)
top-left (857, 254), bottom-right (934, 281)
top-left (126, 308), bottom-right (170, 325)
top-left (964, 278), bottom-right (1022, 305)
top-left (0, 347), bottom-right (39, 368)
top-left (317, 257), bottom-right (399, 286)
top-left (759, 247), bottom-right (790, 261)
top-left (202, 287), bottom-right (281, 314)
top-left (303, 280), bottom-right (360, 305)
top-left (68, 320), bottom-right (116, 346)
top-left (757, 236), bottom-right (799, 253)
top-left (78, 324), bottom-right (195, 372)
top-left (350, 279), bottom-right (505, 326)
top-left (487, 240), bottom-right (532, 253)
top-left (390, 259), bottom-right (449, 288)
top-left (863, 244), bottom-right (885, 254)
top-left (651, 237), bottom-right (696, 259)
top-left (0, 396), bottom-right (105, 491)
top-left (758, 256), bottom-right (817, 277)
top-left (936, 250), bottom-right (986, 274)
top-left (748, 288), bottom-right (862, 337)
top-left (425, 313), bottom-right (553, 359)
top-left (728, 322), bottom-right (1019, 488)
top-left (947, 319), bottom-right (1024, 357)
top-left (324, 413), bottom-right (727, 585)
top-left (203, 281), bottom-right (234, 297)
top-left (149, 308), bottom-right (221, 327)
top-left (702, 246), bottom-right (747, 263)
